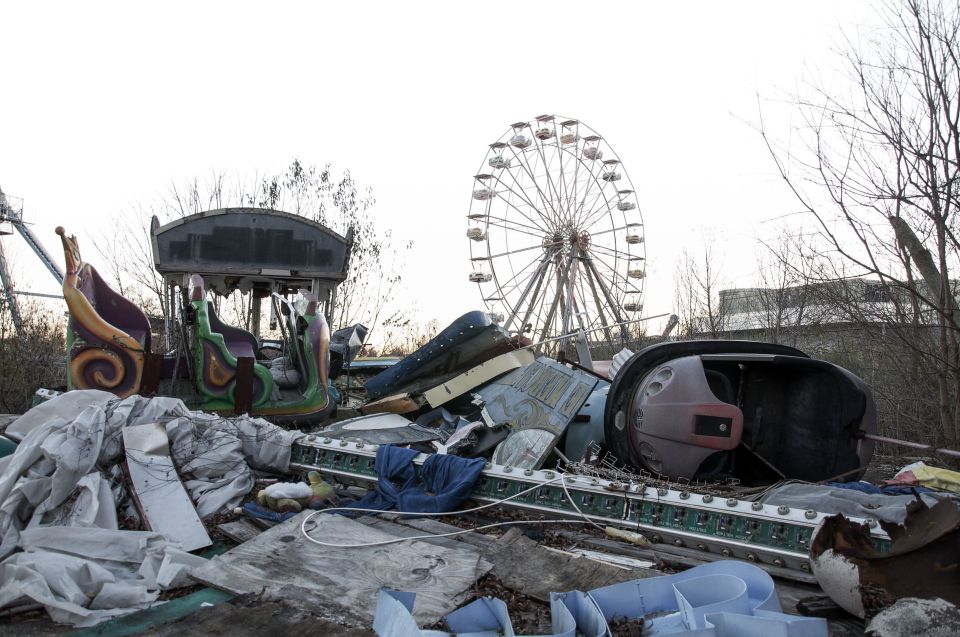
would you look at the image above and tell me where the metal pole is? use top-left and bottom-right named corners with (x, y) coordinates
top-left (0, 241), bottom-right (23, 336)
top-left (9, 290), bottom-right (63, 300)
top-left (863, 433), bottom-right (960, 459)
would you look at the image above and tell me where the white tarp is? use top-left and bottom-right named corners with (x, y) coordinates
top-left (0, 390), bottom-right (305, 625)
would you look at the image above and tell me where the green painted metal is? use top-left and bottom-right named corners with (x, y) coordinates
top-left (69, 588), bottom-right (233, 637)
top-left (0, 435), bottom-right (16, 458)
top-left (290, 436), bottom-right (893, 577)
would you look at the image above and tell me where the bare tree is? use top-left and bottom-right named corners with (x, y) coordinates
top-left (0, 299), bottom-right (65, 412)
top-left (92, 160), bottom-right (408, 346)
top-left (751, 233), bottom-right (823, 346)
top-left (761, 0), bottom-right (960, 447)
top-left (94, 205), bottom-right (166, 322)
top-left (674, 241), bottom-right (728, 338)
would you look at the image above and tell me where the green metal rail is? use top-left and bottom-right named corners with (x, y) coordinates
top-left (290, 436), bottom-right (890, 578)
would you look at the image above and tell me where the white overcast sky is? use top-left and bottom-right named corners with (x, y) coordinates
top-left (1, 1), bottom-right (878, 336)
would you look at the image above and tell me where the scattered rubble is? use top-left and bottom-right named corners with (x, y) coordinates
top-left (0, 313), bottom-right (958, 635)
top-left (865, 597), bottom-right (960, 637)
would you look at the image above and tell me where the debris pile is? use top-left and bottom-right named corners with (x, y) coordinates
top-left (0, 317), bottom-right (958, 635)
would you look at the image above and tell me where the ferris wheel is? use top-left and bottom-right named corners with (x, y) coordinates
top-left (467, 115), bottom-right (646, 348)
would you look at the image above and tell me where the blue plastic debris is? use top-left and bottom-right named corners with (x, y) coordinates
top-left (372, 561), bottom-right (827, 637)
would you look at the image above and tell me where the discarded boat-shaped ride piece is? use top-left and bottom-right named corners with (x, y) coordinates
top-left (604, 340), bottom-right (876, 483)
top-left (364, 310), bottom-right (522, 402)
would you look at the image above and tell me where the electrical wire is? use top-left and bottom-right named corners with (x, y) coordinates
top-left (299, 471), bottom-right (610, 549)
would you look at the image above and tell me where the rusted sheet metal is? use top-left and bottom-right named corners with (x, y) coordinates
top-left (810, 498), bottom-right (960, 619)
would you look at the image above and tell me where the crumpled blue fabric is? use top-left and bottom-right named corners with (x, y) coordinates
top-left (344, 444), bottom-right (486, 514)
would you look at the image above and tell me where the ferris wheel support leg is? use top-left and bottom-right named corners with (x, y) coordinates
top-left (0, 241), bottom-right (24, 337)
top-left (542, 252), bottom-right (576, 350)
top-left (517, 264), bottom-right (549, 337)
top-left (584, 257), bottom-right (630, 342)
top-left (561, 246), bottom-right (581, 338)
top-left (582, 263), bottom-right (617, 347)
top-left (503, 257), bottom-right (550, 334)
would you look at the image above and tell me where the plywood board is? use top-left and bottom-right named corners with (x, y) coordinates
top-left (424, 349), bottom-right (536, 407)
top-left (122, 423), bottom-right (211, 552)
top-left (358, 393), bottom-right (424, 415)
top-left (190, 512), bottom-right (489, 627)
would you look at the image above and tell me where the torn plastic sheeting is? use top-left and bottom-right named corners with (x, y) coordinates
top-left (372, 561), bottom-right (828, 637)
top-left (2, 388), bottom-right (119, 443)
top-left (0, 390), bottom-right (303, 626)
top-left (0, 526), bottom-right (207, 627)
top-left (164, 410), bottom-right (305, 517)
top-left (758, 482), bottom-right (951, 525)
top-left (40, 472), bottom-right (118, 530)
top-left (0, 392), bottom-right (190, 559)
top-left (0, 390), bottom-right (304, 560)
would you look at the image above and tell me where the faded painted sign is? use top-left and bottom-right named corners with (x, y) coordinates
top-left (479, 357), bottom-right (598, 469)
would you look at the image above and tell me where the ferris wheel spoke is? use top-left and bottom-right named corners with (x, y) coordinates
top-left (579, 185), bottom-right (627, 230)
top-left (502, 145), bottom-right (558, 224)
top-left (483, 215), bottom-right (547, 239)
top-left (562, 148), bottom-right (584, 221)
top-left (491, 251), bottom-right (549, 298)
top-left (486, 242), bottom-right (556, 262)
top-left (490, 241), bottom-right (547, 287)
top-left (587, 223), bottom-right (642, 240)
top-left (549, 154), bottom-right (572, 221)
top-left (587, 244), bottom-right (629, 280)
top-left (505, 147), bottom-right (565, 229)
top-left (493, 172), bottom-right (556, 231)
top-left (575, 183), bottom-right (614, 229)
top-left (588, 253), bottom-right (628, 288)
top-left (533, 135), bottom-right (566, 222)
top-left (492, 188), bottom-right (553, 234)
top-left (569, 153), bottom-right (601, 223)
top-left (574, 171), bottom-right (607, 227)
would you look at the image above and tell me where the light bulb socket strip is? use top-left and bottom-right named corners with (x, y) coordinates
top-left (290, 437), bottom-right (891, 580)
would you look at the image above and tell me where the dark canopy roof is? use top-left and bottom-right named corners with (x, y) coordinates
top-left (151, 208), bottom-right (352, 293)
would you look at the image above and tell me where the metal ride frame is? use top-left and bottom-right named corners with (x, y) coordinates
top-left (0, 189), bottom-right (64, 335)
